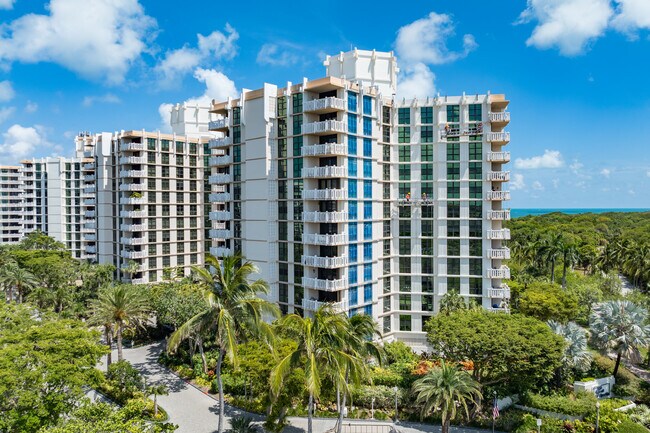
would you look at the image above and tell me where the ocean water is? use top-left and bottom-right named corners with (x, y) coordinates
top-left (511, 208), bottom-right (650, 218)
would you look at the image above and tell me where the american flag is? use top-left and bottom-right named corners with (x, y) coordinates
top-left (492, 397), bottom-right (500, 419)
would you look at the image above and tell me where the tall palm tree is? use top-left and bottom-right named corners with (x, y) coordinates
top-left (540, 232), bottom-right (564, 284)
top-left (548, 321), bottom-right (591, 372)
top-left (90, 284), bottom-right (151, 362)
top-left (0, 265), bottom-right (39, 304)
top-left (560, 241), bottom-right (580, 289)
top-left (622, 244), bottom-right (650, 289)
top-left (167, 254), bottom-right (278, 433)
top-left (590, 300), bottom-right (650, 377)
top-left (412, 361), bottom-right (482, 433)
top-left (270, 306), bottom-right (352, 433)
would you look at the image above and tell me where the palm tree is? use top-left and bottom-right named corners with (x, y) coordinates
top-left (439, 291), bottom-right (467, 315)
top-left (270, 306), bottom-right (351, 433)
top-left (540, 232), bottom-right (564, 284)
top-left (412, 361), bottom-right (482, 433)
top-left (590, 300), bottom-right (650, 377)
top-left (146, 383), bottom-right (169, 417)
top-left (167, 254), bottom-right (278, 433)
top-left (90, 284), bottom-right (151, 361)
top-left (622, 244), bottom-right (650, 289)
top-left (548, 321), bottom-right (591, 372)
top-left (227, 416), bottom-right (258, 433)
top-left (560, 241), bottom-right (580, 289)
top-left (0, 265), bottom-right (39, 304)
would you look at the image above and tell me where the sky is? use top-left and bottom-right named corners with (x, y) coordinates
top-left (0, 0), bottom-right (649, 208)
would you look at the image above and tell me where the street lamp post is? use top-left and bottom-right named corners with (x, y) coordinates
top-left (536, 418), bottom-right (542, 433)
top-left (393, 386), bottom-right (399, 423)
top-left (596, 401), bottom-right (601, 433)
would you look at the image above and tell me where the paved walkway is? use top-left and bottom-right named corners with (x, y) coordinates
top-left (109, 342), bottom-right (500, 433)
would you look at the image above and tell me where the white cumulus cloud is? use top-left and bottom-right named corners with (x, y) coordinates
top-left (0, 0), bottom-right (14, 9)
top-left (510, 173), bottom-right (526, 190)
top-left (397, 63), bottom-right (436, 99)
top-left (0, 81), bottom-right (15, 102)
top-left (0, 0), bottom-right (157, 84)
top-left (612, 0), bottom-right (650, 33)
top-left (514, 149), bottom-right (564, 169)
top-left (256, 43), bottom-right (300, 67)
top-left (0, 124), bottom-right (53, 163)
top-left (82, 93), bottom-right (121, 107)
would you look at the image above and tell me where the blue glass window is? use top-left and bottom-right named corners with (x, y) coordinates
top-left (363, 180), bottom-right (372, 198)
top-left (349, 286), bottom-right (358, 306)
top-left (363, 138), bottom-right (372, 157)
top-left (349, 222), bottom-right (357, 241)
top-left (348, 91), bottom-right (357, 112)
top-left (364, 222), bottom-right (372, 240)
top-left (349, 244), bottom-right (358, 262)
top-left (348, 135), bottom-right (357, 155)
top-left (364, 284), bottom-right (372, 302)
top-left (348, 157), bottom-right (357, 177)
top-left (363, 95), bottom-right (372, 115)
top-left (364, 305), bottom-right (372, 316)
top-left (364, 263), bottom-right (372, 281)
top-left (349, 265), bottom-right (358, 285)
top-left (349, 179), bottom-right (357, 198)
top-left (363, 159), bottom-right (372, 178)
top-left (349, 201), bottom-right (357, 220)
top-left (364, 242), bottom-right (372, 260)
top-left (348, 114), bottom-right (357, 134)
top-left (364, 201), bottom-right (372, 219)
top-left (363, 117), bottom-right (372, 136)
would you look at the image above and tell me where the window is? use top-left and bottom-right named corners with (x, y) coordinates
top-left (364, 222), bottom-right (372, 240)
top-left (469, 201), bottom-right (482, 219)
top-left (399, 294), bottom-right (411, 310)
top-left (422, 164), bottom-right (433, 181)
top-left (349, 266), bottom-right (358, 285)
top-left (349, 287), bottom-right (358, 306)
top-left (447, 182), bottom-right (460, 199)
top-left (469, 220), bottom-right (482, 237)
top-left (469, 104), bottom-right (482, 122)
top-left (422, 295), bottom-right (433, 312)
top-left (233, 126), bottom-right (241, 144)
top-left (470, 259), bottom-right (482, 276)
top-left (447, 163), bottom-right (460, 180)
top-left (363, 138), bottom-right (372, 157)
top-left (470, 239), bottom-right (482, 256)
top-left (232, 107), bottom-right (241, 125)
top-left (349, 201), bottom-right (357, 220)
top-left (277, 96), bottom-right (287, 117)
top-left (383, 316), bottom-right (391, 333)
top-left (398, 145), bottom-right (410, 162)
top-left (399, 164), bottom-right (410, 181)
top-left (349, 223), bottom-right (357, 241)
top-left (349, 244), bottom-right (358, 262)
top-left (469, 181), bottom-right (482, 199)
top-left (277, 119), bottom-right (287, 137)
top-left (293, 158), bottom-right (302, 178)
top-left (399, 238), bottom-right (410, 255)
top-left (363, 159), bottom-right (372, 178)
top-left (348, 136), bottom-right (357, 155)
top-left (447, 220), bottom-right (460, 237)
top-left (469, 162), bottom-right (482, 180)
top-left (348, 114), bottom-right (357, 134)
top-left (364, 242), bottom-right (372, 260)
top-left (447, 201), bottom-right (460, 218)
top-left (398, 108), bottom-right (410, 124)
top-left (383, 126), bottom-right (390, 142)
top-left (363, 95), bottom-right (372, 114)
top-left (363, 180), bottom-right (372, 198)
top-left (421, 126), bottom-right (433, 143)
top-left (398, 127), bottom-right (410, 143)
top-left (292, 93), bottom-right (303, 113)
top-left (469, 278), bottom-right (482, 295)
top-left (349, 179), bottom-right (357, 198)
top-left (399, 315), bottom-right (411, 331)
top-left (421, 144), bottom-right (433, 162)
top-left (348, 158), bottom-right (357, 177)
top-left (363, 117), bottom-right (372, 136)
top-left (364, 284), bottom-right (372, 302)
top-left (364, 264), bottom-right (372, 281)
top-left (421, 106), bottom-right (433, 124)
top-left (383, 145), bottom-right (390, 162)
top-left (348, 91), bottom-right (357, 112)
top-left (448, 258), bottom-right (460, 275)
top-left (364, 201), bottom-right (372, 219)
top-left (447, 105), bottom-right (460, 122)
top-left (447, 143), bottom-right (460, 161)
top-left (293, 115), bottom-right (303, 135)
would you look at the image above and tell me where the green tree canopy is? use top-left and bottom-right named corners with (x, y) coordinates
top-left (517, 282), bottom-right (579, 322)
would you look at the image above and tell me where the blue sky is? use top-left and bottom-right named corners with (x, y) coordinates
top-left (0, 0), bottom-right (649, 208)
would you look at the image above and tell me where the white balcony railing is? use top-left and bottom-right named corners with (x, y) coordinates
top-left (209, 211), bottom-right (232, 220)
top-left (119, 170), bottom-right (146, 178)
top-left (487, 266), bottom-right (511, 279)
top-left (84, 222), bottom-right (97, 230)
top-left (486, 132), bottom-right (510, 143)
top-left (122, 250), bottom-right (146, 259)
top-left (119, 183), bottom-right (145, 191)
top-left (83, 163), bottom-right (95, 170)
top-left (210, 246), bottom-right (232, 257)
top-left (302, 188), bottom-right (347, 200)
top-left (84, 211), bottom-right (96, 218)
top-left (487, 210), bottom-right (511, 221)
top-left (86, 246), bottom-right (97, 254)
top-left (118, 156), bottom-right (146, 165)
top-left (120, 223), bottom-right (146, 232)
top-left (120, 210), bottom-right (146, 218)
top-left (303, 97), bottom-right (346, 113)
top-left (302, 277), bottom-right (347, 292)
top-left (208, 118), bottom-right (229, 130)
top-left (302, 166), bottom-right (347, 178)
top-left (120, 197), bottom-right (145, 205)
top-left (209, 155), bottom-right (233, 166)
top-left (489, 112), bottom-right (511, 123)
top-left (303, 120), bottom-right (347, 134)
top-left (209, 229), bottom-right (232, 239)
top-left (209, 192), bottom-right (231, 202)
top-left (487, 151), bottom-right (511, 163)
top-left (487, 171), bottom-right (510, 182)
top-left (208, 136), bottom-right (232, 148)
top-left (488, 248), bottom-right (511, 260)
top-left (83, 175), bottom-right (95, 182)
top-left (121, 236), bottom-right (146, 245)
top-left (84, 198), bottom-right (96, 206)
top-left (302, 143), bottom-right (346, 157)
top-left (487, 190), bottom-right (511, 201)
top-left (486, 228), bottom-right (511, 240)
top-left (302, 298), bottom-right (347, 312)
top-left (303, 233), bottom-right (348, 246)
top-left (119, 142), bottom-right (145, 151)
top-left (301, 255), bottom-right (348, 269)
top-left (488, 284), bottom-right (511, 299)
top-left (303, 210), bottom-right (348, 223)
top-left (209, 173), bottom-right (232, 184)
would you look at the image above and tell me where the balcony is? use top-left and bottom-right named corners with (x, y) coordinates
top-left (119, 183), bottom-right (145, 191)
top-left (487, 171), bottom-right (510, 182)
top-left (208, 118), bottom-right (229, 131)
top-left (486, 190), bottom-right (511, 201)
top-left (304, 233), bottom-right (348, 246)
top-left (486, 132), bottom-right (510, 144)
top-left (209, 155), bottom-right (232, 166)
top-left (302, 143), bottom-right (346, 157)
top-left (121, 250), bottom-right (146, 259)
top-left (83, 150), bottom-right (93, 158)
top-left (488, 284), bottom-right (511, 299)
top-left (303, 210), bottom-right (347, 223)
top-left (84, 222), bottom-right (97, 230)
top-left (120, 196), bottom-right (145, 205)
top-left (119, 142), bottom-right (145, 152)
top-left (119, 156), bottom-right (146, 165)
top-left (209, 211), bottom-right (232, 220)
top-left (302, 298), bottom-right (346, 313)
top-left (209, 229), bottom-right (232, 239)
top-left (83, 163), bottom-right (95, 171)
top-left (303, 97), bottom-right (346, 113)
top-left (84, 233), bottom-right (96, 242)
top-left (209, 173), bottom-right (232, 184)
top-left (486, 228), bottom-right (511, 240)
top-left (210, 246), bottom-right (232, 257)
top-left (84, 210), bottom-right (96, 218)
top-left (302, 255), bottom-right (348, 269)
top-left (84, 198), bottom-right (96, 206)
top-left (120, 223), bottom-right (146, 232)
top-left (487, 152), bottom-right (511, 163)
top-left (120, 210), bottom-right (146, 218)
top-left (302, 277), bottom-right (347, 292)
top-left (119, 170), bottom-right (146, 178)
top-left (302, 166), bottom-right (347, 178)
top-left (302, 188), bottom-right (347, 200)
top-left (488, 248), bottom-right (511, 260)
top-left (83, 174), bottom-right (95, 182)
top-left (487, 306), bottom-right (510, 313)
top-left (209, 192), bottom-right (231, 202)
top-left (129, 277), bottom-right (147, 285)
top-left (83, 185), bottom-right (96, 194)
top-left (208, 136), bottom-right (232, 149)
top-left (86, 246), bottom-right (97, 254)
top-left (487, 210), bottom-right (511, 221)
top-left (489, 112), bottom-right (510, 125)
top-left (303, 120), bottom-right (346, 135)
top-left (121, 236), bottom-right (146, 245)
top-left (487, 266), bottom-right (511, 279)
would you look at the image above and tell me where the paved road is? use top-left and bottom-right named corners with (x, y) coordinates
top-left (111, 342), bottom-right (500, 433)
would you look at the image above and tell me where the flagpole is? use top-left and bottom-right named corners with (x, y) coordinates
top-left (492, 391), bottom-right (497, 433)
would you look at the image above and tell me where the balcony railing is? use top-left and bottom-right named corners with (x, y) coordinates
top-left (487, 266), bottom-right (511, 279)
top-left (84, 211), bottom-right (96, 218)
top-left (210, 246), bottom-right (232, 257)
top-left (121, 236), bottom-right (146, 245)
top-left (486, 171), bottom-right (510, 182)
top-left (208, 137), bottom-right (232, 149)
top-left (119, 142), bottom-right (146, 151)
top-left (486, 132), bottom-right (510, 143)
top-left (120, 197), bottom-right (145, 205)
top-left (302, 298), bottom-right (346, 312)
top-left (303, 233), bottom-right (348, 246)
top-left (302, 277), bottom-right (347, 292)
top-left (489, 112), bottom-right (510, 123)
top-left (302, 143), bottom-right (346, 157)
top-left (120, 210), bottom-right (146, 218)
top-left (119, 170), bottom-right (146, 178)
top-left (302, 166), bottom-right (347, 178)
top-left (486, 228), bottom-right (511, 240)
top-left (301, 255), bottom-right (348, 269)
top-left (118, 156), bottom-right (146, 165)
top-left (487, 306), bottom-right (510, 313)
top-left (303, 97), bottom-right (346, 113)
top-left (84, 198), bottom-right (96, 206)
top-left (488, 284), bottom-right (511, 299)
top-left (303, 210), bottom-right (348, 223)
top-left (209, 155), bottom-right (233, 166)
top-left (209, 211), bottom-right (232, 220)
top-left (83, 163), bottom-right (95, 171)
top-left (83, 174), bottom-right (95, 182)
top-left (84, 222), bottom-right (97, 230)
top-left (303, 120), bottom-right (346, 135)
top-left (487, 152), bottom-right (511, 163)
top-left (208, 118), bottom-right (229, 130)
top-left (119, 183), bottom-right (145, 191)
top-left (120, 223), bottom-right (146, 232)
top-left (84, 233), bottom-right (96, 242)
top-left (209, 192), bottom-right (231, 202)
top-left (209, 173), bottom-right (232, 184)
top-left (486, 190), bottom-right (511, 201)
top-left (488, 248), bottom-right (511, 260)
top-left (487, 210), bottom-right (511, 221)
top-left (209, 229), bottom-right (232, 239)
top-left (121, 250), bottom-right (146, 259)
top-left (302, 188), bottom-right (347, 200)
top-left (86, 246), bottom-right (97, 254)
